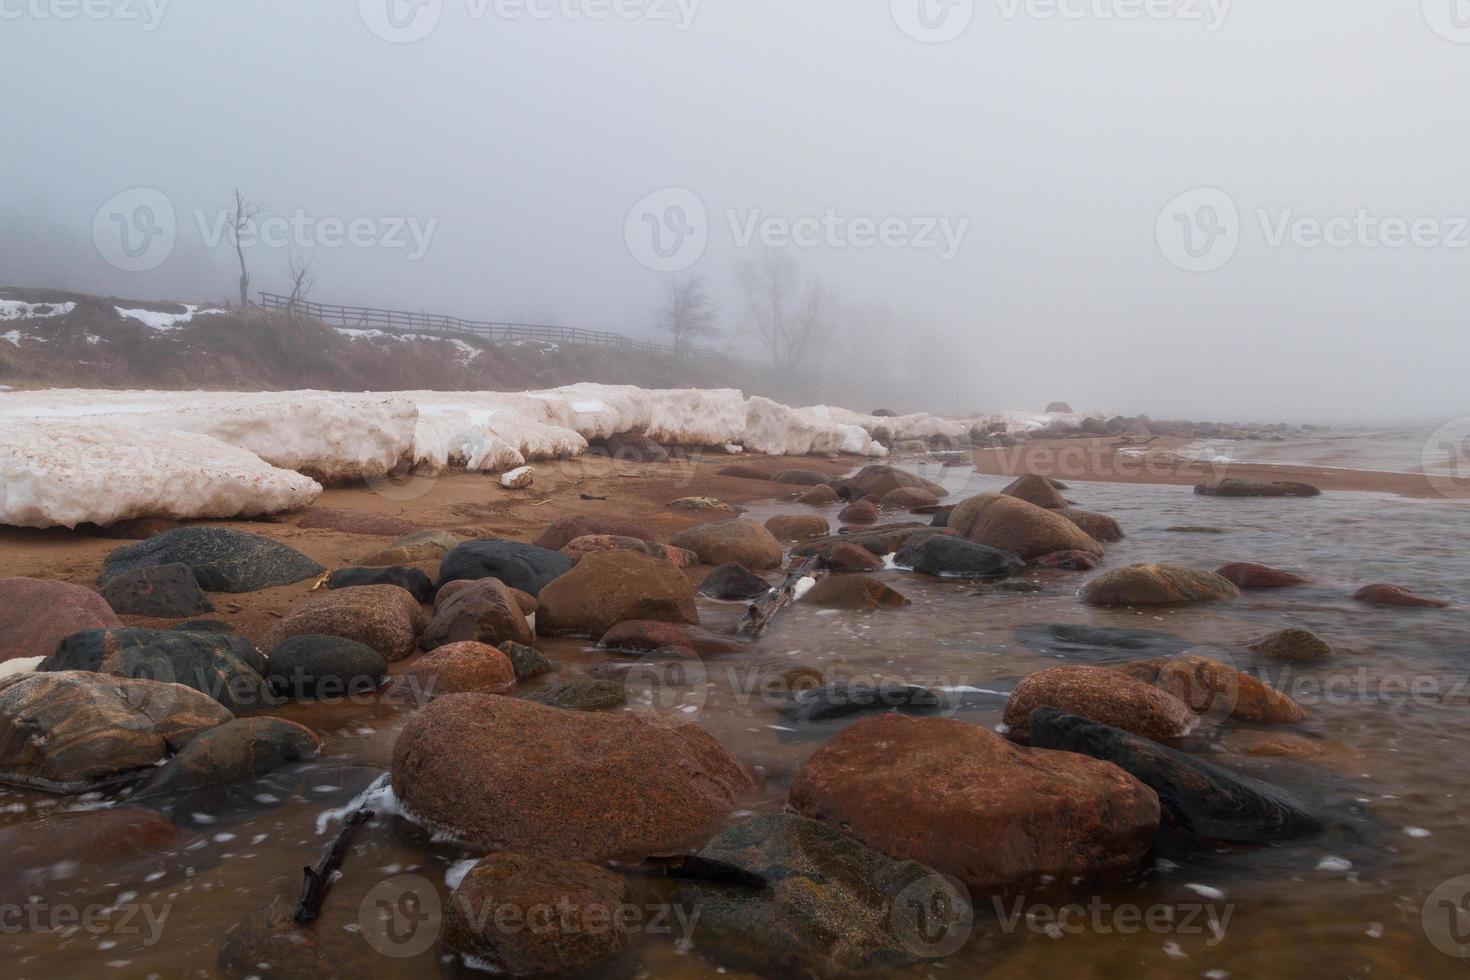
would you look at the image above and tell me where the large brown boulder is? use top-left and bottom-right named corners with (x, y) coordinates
top-left (597, 621), bottom-right (745, 658)
top-left (838, 500), bottom-right (880, 525)
top-left (560, 534), bottom-right (695, 568)
top-left (1196, 479), bottom-right (1321, 498)
top-left (1351, 584), bottom-right (1449, 608)
top-left (1217, 563), bottom-right (1309, 588)
top-left (843, 465), bottom-right (948, 500)
top-left (532, 516), bottom-right (656, 552)
top-left (421, 578), bottom-right (534, 651)
top-left (0, 807), bottom-right (186, 890)
top-left (1248, 628), bottom-right (1333, 664)
top-left (1117, 655), bottom-right (1307, 724)
top-left (947, 494), bottom-right (1102, 561)
top-left (1001, 474), bottom-right (1068, 509)
top-left (881, 486), bottom-right (941, 511)
top-left (797, 484), bottom-right (840, 505)
top-left (129, 716), bottom-right (321, 801)
top-left (790, 539), bottom-right (885, 573)
top-left (765, 515), bottom-right (831, 542)
top-left (1003, 665), bottom-right (1198, 742)
top-left (0, 671), bottom-right (232, 792)
top-left (390, 694), bottom-right (753, 860)
top-left (1080, 564), bottom-right (1239, 607)
top-left (0, 578), bottom-right (121, 665)
top-left (1057, 509), bottom-right (1124, 543)
top-left (671, 520), bottom-right (782, 570)
top-left (388, 641), bottom-right (517, 702)
top-left (262, 585), bottom-right (427, 662)
top-left (799, 576), bottom-right (910, 611)
top-left (538, 550), bottom-right (698, 637)
top-left (788, 714), bottom-right (1159, 894)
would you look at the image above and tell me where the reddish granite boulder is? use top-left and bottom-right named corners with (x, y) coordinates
top-left (538, 550), bottom-right (698, 637)
top-left (389, 641), bottom-right (517, 701)
top-left (597, 621), bottom-right (744, 658)
top-left (797, 484), bottom-right (841, 506)
top-left (1248, 628), bottom-right (1333, 664)
top-left (1001, 474), bottom-right (1068, 510)
top-left (838, 500), bottom-right (879, 525)
top-left (1117, 655), bottom-right (1307, 724)
top-left (765, 515), bottom-right (831, 542)
top-left (947, 494), bottom-right (1102, 561)
top-left (843, 465), bottom-right (949, 500)
top-left (262, 585), bottom-right (427, 662)
top-left (1003, 665), bottom-right (1198, 743)
top-left (791, 540), bottom-right (886, 573)
top-left (0, 578), bottom-right (122, 665)
top-left (1351, 584), bottom-right (1449, 609)
top-left (422, 578), bottom-right (535, 651)
top-left (671, 520), bottom-right (782, 570)
top-left (1058, 509), bottom-right (1124, 543)
top-left (881, 487), bottom-right (941, 511)
top-left (1080, 564), bottom-right (1239, 607)
top-left (532, 516), bottom-right (656, 552)
top-left (1217, 563), bottom-right (1310, 589)
top-left (800, 576), bottom-right (910, 611)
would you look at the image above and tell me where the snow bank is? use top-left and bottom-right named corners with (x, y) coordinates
top-left (0, 300), bottom-right (75, 321)
top-left (0, 419), bottom-right (321, 529)
top-left (407, 392), bottom-right (588, 472)
top-left (115, 305), bottom-right (225, 331)
top-left (527, 383), bottom-right (653, 440)
top-left (646, 388), bottom-right (747, 446)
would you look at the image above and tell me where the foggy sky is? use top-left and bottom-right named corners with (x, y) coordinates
top-left (3, 1), bottom-right (1468, 423)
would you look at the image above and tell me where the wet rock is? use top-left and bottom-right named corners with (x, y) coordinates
top-left (1351, 584), bottom-right (1449, 609)
top-left (0, 577), bottom-right (122, 665)
top-left (1027, 709), bottom-right (1321, 843)
top-left (598, 621), bottom-right (745, 658)
top-left (435, 577), bottom-right (536, 615)
top-left (1080, 564), bottom-right (1240, 607)
top-left (98, 527), bottom-right (324, 593)
top-left (0, 807), bottom-right (186, 893)
top-left (765, 514), bottom-right (831, 542)
top-left (673, 814), bottom-right (944, 977)
top-left (717, 464), bottom-right (773, 481)
top-left (296, 508), bottom-right (418, 536)
top-left (667, 496), bottom-right (740, 514)
top-left (1248, 628), bottom-right (1334, 664)
top-left (357, 528), bottom-right (459, 566)
top-left (799, 576), bottom-right (910, 610)
top-left (1217, 562), bottom-right (1310, 588)
top-left (129, 717), bottom-right (320, 803)
top-left (1003, 665), bottom-right (1198, 742)
top-left (262, 585), bottom-right (427, 663)
top-left (538, 550), bottom-right (699, 637)
top-left (797, 484), bottom-right (841, 505)
top-left (390, 694), bottom-right (753, 859)
top-left (437, 539), bottom-right (574, 598)
top-left (99, 564), bottom-right (214, 618)
top-left (1057, 509), bottom-right (1124, 543)
top-left (532, 516), bottom-right (656, 552)
top-left (1195, 479), bottom-right (1322, 498)
top-left (1117, 655), bottom-right (1307, 724)
top-left (524, 678), bottom-right (628, 711)
top-left (498, 641), bottom-right (558, 681)
top-left (671, 520), bottom-right (782, 570)
top-left (1001, 474), bottom-right (1068, 510)
top-left (789, 539), bottom-right (885, 572)
top-left (838, 500), bottom-right (880, 524)
top-left (560, 534), bottom-right (672, 566)
top-left (894, 534), bottom-right (1024, 579)
top-left (772, 469), bottom-right (831, 486)
top-left (265, 635), bottom-right (387, 701)
top-left (442, 852), bottom-right (634, 977)
top-left (1232, 731), bottom-right (1330, 760)
top-left (788, 714), bottom-right (1159, 894)
top-left (1013, 624), bottom-right (1191, 664)
top-left (0, 671), bottom-right (232, 792)
top-left (43, 628), bottom-right (270, 714)
top-left (590, 432), bottom-right (669, 463)
top-left (422, 578), bottom-right (535, 651)
top-left (844, 465), bottom-right (948, 500)
top-left (389, 641), bottom-right (517, 703)
top-left (326, 565), bottom-right (433, 602)
top-left (840, 524), bottom-right (951, 556)
top-left (699, 563), bottom-right (772, 600)
top-left (1030, 549), bottom-right (1101, 571)
top-left (780, 681), bottom-right (943, 725)
top-left (881, 486), bottom-right (941, 511)
top-left (947, 494), bottom-right (1103, 562)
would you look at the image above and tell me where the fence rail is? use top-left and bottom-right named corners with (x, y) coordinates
top-left (259, 292), bottom-right (740, 362)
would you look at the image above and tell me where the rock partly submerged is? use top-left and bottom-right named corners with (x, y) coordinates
top-left (1080, 564), bottom-right (1240, 607)
top-left (1002, 665), bottom-right (1198, 743)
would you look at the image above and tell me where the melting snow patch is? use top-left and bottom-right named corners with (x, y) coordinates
top-left (792, 576), bottom-right (818, 600)
top-left (1, 331), bottom-right (20, 346)
top-left (0, 300), bottom-right (75, 321)
top-left (1184, 883), bottom-right (1226, 900)
top-left (1317, 856), bottom-right (1353, 872)
top-left (115, 305), bottom-right (225, 331)
top-left (1405, 826), bottom-right (1433, 838)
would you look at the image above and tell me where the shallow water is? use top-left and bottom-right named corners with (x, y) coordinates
top-left (4, 440), bottom-right (1470, 978)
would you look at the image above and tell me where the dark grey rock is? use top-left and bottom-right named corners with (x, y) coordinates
top-left (42, 628), bottom-right (270, 714)
top-left (894, 535), bottom-right (1025, 579)
top-left (327, 565), bottom-right (433, 602)
top-left (265, 635), bottom-right (387, 701)
top-left (99, 564), bottom-right (214, 617)
top-left (698, 563), bottom-right (771, 601)
top-left (99, 528), bottom-right (323, 594)
top-left (435, 539), bottom-right (573, 598)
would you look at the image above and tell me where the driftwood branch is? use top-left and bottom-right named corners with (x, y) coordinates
top-left (738, 555), bottom-right (823, 638)
top-left (295, 807), bottom-right (374, 925)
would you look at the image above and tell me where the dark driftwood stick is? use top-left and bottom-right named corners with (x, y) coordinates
top-left (739, 556), bottom-right (823, 638)
top-left (295, 807), bottom-right (374, 925)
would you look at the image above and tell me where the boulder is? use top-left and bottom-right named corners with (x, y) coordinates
top-left (699, 563), bottom-right (772, 600)
top-left (1031, 549), bottom-right (1101, 571)
top-left (435, 577), bottom-right (536, 616)
top-left (128, 717), bottom-right (321, 802)
top-left (437, 540), bottom-right (574, 597)
top-left (1080, 564), bottom-right (1239, 607)
top-left (389, 642), bottom-right (517, 702)
top-left (671, 520), bottom-right (782, 571)
top-left (1002, 665), bottom-right (1198, 742)
top-left (1027, 709), bottom-right (1321, 843)
top-left (800, 576), bottom-right (910, 610)
top-left (538, 550), bottom-right (699, 637)
top-left (780, 681), bottom-right (943, 726)
top-left (390, 694), bottom-right (753, 859)
top-left (1351, 584), bottom-right (1449, 609)
top-left (43, 628), bottom-right (270, 715)
top-left (262, 585), bottom-right (426, 663)
top-left (421, 578), bottom-right (535, 652)
top-left (98, 564), bottom-right (214, 618)
top-left (947, 494), bottom-right (1102, 562)
top-left (1195, 479), bottom-right (1321, 498)
top-left (797, 484), bottom-right (840, 505)
top-left (1248, 628), bottom-right (1333, 664)
top-left (880, 486), bottom-right (940, 511)
top-left (667, 497), bottom-right (739, 514)
top-left (326, 566), bottom-right (433, 603)
top-left (265, 635), bottom-right (387, 701)
top-left (442, 853), bottom-right (634, 977)
top-left (765, 515), bottom-right (831, 542)
top-left (772, 469), bottom-right (831, 486)
top-left (498, 641), bottom-right (558, 682)
top-left (672, 814), bottom-right (946, 976)
top-left (893, 535), bottom-right (1025, 579)
top-left (297, 508), bottom-right (418, 536)
top-left (788, 714), bottom-right (1159, 894)
top-left (0, 577), bottom-right (122, 665)
top-left (357, 529), bottom-right (459, 567)
top-left (838, 525), bottom-right (951, 557)
top-left (843, 465), bottom-right (948, 500)
top-left (1117, 655), bottom-right (1307, 724)
top-left (789, 539), bottom-right (885, 572)
top-left (1057, 509), bottom-right (1124, 543)
top-left (1216, 563), bottom-right (1310, 588)
top-left (560, 534), bottom-right (666, 564)
top-left (98, 527), bottom-right (324, 593)
top-left (1001, 474), bottom-right (1068, 509)
top-left (0, 671), bottom-right (231, 792)
top-left (598, 621), bottom-right (745, 658)
top-left (590, 432), bottom-right (669, 463)
top-left (532, 516), bottom-right (655, 552)
top-left (838, 500), bottom-right (879, 525)
top-left (524, 679), bottom-right (628, 712)
top-left (0, 807), bottom-right (186, 890)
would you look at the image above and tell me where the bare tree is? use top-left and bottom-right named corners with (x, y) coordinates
top-left (737, 252), bottom-right (838, 383)
top-left (654, 274), bottom-right (720, 354)
top-left (226, 188), bottom-right (266, 307)
top-left (284, 252), bottom-right (317, 311)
